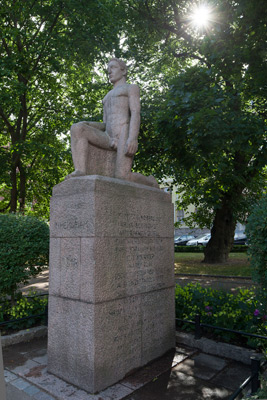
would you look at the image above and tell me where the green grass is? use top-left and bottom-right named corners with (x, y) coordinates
top-left (174, 252), bottom-right (251, 277)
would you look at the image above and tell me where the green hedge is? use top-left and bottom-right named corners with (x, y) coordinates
top-left (246, 194), bottom-right (267, 313)
top-left (175, 283), bottom-right (266, 347)
top-left (0, 214), bottom-right (49, 299)
top-left (175, 245), bottom-right (248, 253)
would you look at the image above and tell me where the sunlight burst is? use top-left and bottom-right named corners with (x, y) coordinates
top-left (190, 4), bottom-right (212, 29)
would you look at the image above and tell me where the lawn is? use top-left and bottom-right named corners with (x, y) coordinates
top-left (174, 252), bottom-right (251, 277)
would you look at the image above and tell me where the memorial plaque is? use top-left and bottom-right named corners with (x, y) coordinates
top-left (50, 192), bottom-right (95, 238)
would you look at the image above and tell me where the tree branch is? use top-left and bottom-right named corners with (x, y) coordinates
top-left (172, 50), bottom-right (211, 68)
top-left (171, 2), bottom-right (181, 31)
top-left (1, 38), bottom-right (12, 56)
top-left (31, 8), bottom-right (63, 75)
top-left (133, 1), bottom-right (194, 43)
top-left (27, 19), bottom-right (46, 49)
top-left (0, 201), bottom-right (11, 213)
top-left (0, 107), bottom-right (14, 134)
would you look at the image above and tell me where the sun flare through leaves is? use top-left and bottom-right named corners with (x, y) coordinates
top-left (189, 3), bottom-right (214, 30)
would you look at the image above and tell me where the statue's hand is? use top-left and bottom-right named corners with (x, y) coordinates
top-left (110, 138), bottom-right (118, 150)
top-left (125, 139), bottom-right (138, 157)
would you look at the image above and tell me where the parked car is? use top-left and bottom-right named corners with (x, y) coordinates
top-left (186, 233), bottom-right (211, 246)
top-left (233, 231), bottom-right (247, 245)
top-left (174, 235), bottom-right (196, 247)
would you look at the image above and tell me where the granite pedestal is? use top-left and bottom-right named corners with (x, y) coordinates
top-left (47, 175), bottom-right (175, 393)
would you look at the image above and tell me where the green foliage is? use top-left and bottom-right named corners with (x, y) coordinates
top-left (175, 283), bottom-right (267, 347)
top-left (0, 214), bottom-right (49, 298)
top-left (174, 245), bottom-right (248, 253)
top-left (243, 373), bottom-right (267, 399)
top-left (0, 293), bottom-right (48, 333)
top-left (175, 246), bottom-right (205, 253)
top-left (246, 194), bottom-right (267, 313)
top-left (155, 65), bottom-right (267, 229)
top-left (0, 0), bottom-right (122, 217)
top-left (246, 379), bottom-right (267, 399)
top-left (122, 0), bottom-right (267, 263)
top-left (230, 246), bottom-right (248, 253)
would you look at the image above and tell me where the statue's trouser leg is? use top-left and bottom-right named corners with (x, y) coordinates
top-left (71, 122), bottom-right (111, 173)
top-left (71, 135), bottom-right (89, 173)
top-left (114, 125), bottom-right (158, 187)
top-left (114, 125), bottom-right (132, 180)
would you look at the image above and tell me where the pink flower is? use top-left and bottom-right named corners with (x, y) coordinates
top-left (254, 309), bottom-right (260, 316)
top-left (205, 306), bottom-right (212, 311)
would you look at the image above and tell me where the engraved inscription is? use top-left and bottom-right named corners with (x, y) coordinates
top-left (112, 239), bottom-right (171, 294)
top-left (117, 213), bottom-right (160, 237)
top-left (107, 297), bottom-right (141, 366)
top-left (142, 292), bottom-right (173, 353)
top-left (102, 204), bottom-right (162, 237)
top-left (127, 242), bottom-right (166, 291)
top-left (62, 255), bottom-right (78, 269)
top-left (55, 217), bottom-right (90, 230)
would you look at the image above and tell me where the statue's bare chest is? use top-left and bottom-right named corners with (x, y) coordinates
top-left (103, 85), bottom-right (129, 110)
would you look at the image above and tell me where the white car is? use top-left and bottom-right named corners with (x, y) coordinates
top-left (186, 233), bottom-right (211, 246)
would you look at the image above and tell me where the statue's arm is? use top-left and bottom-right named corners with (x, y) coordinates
top-left (125, 84), bottom-right (140, 157)
top-left (103, 108), bottom-right (106, 124)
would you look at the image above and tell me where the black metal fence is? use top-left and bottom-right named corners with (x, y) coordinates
top-left (0, 293), bottom-right (48, 329)
top-left (1, 297), bottom-right (266, 399)
top-left (176, 314), bottom-right (267, 399)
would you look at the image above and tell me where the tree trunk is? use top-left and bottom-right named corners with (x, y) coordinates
top-left (10, 164), bottom-right (18, 213)
top-left (19, 162), bottom-right (26, 213)
top-left (203, 197), bottom-right (236, 263)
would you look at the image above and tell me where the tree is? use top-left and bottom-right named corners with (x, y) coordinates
top-left (155, 66), bottom-right (266, 263)
top-left (121, 0), bottom-right (267, 263)
top-left (0, 0), bottom-right (121, 217)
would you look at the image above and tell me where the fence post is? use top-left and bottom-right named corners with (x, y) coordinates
top-left (195, 314), bottom-right (202, 339)
top-left (251, 356), bottom-right (261, 395)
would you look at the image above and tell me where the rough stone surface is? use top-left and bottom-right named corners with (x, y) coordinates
top-left (1, 326), bottom-right (47, 348)
top-left (124, 369), bottom-right (232, 400)
top-left (48, 176), bottom-right (175, 393)
top-left (86, 144), bottom-right (117, 177)
top-left (175, 331), bottom-right (258, 365)
top-left (173, 353), bottom-right (227, 380)
top-left (3, 338), bottom-right (253, 400)
top-left (210, 361), bottom-right (250, 390)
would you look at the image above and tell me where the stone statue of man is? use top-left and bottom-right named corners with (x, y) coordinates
top-left (66, 58), bottom-right (158, 188)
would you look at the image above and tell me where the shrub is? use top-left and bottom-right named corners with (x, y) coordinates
top-left (175, 246), bottom-right (204, 253)
top-left (0, 293), bottom-right (48, 333)
top-left (174, 245), bottom-right (248, 253)
top-left (246, 194), bottom-right (267, 313)
top-left (175, 283), bottom-right (267, 347)
top-left (0, 214), bottom-right (49, 299)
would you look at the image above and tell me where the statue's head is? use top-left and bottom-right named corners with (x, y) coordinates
top-left (108, 58), bottom-right (127, 82)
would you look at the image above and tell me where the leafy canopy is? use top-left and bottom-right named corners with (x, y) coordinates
top-left (125, 0), bottom-right (267, 229)
top-left (0, 0), bottom-right (122, 217)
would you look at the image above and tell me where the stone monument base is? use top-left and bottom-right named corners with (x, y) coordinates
top-left (47, 175), bottom-right (175, 393)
